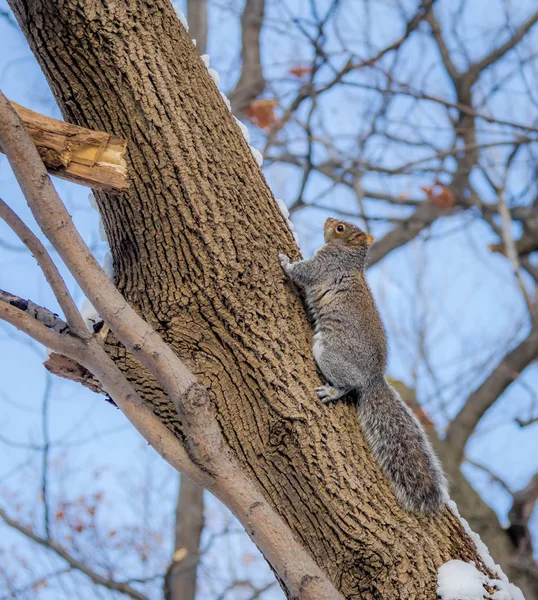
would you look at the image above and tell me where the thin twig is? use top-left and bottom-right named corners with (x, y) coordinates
top-left (0, 196), bottom-right (88, 338)
top-left (0, 507), bottom-right (149, 600)
top-left (497, 188), bottom-right (537, 321)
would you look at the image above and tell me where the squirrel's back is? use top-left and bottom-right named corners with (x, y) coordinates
top-left (357, 375), bottom-right (448, 515)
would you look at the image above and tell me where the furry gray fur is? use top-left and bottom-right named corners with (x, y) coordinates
top-left (279, 220), bottom-right (448, 515)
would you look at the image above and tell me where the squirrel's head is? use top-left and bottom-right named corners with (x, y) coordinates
top-left (323, 218), bottom-right (375, 248)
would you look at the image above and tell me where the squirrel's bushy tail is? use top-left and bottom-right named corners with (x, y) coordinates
top-left (356, 376), bottom-right (448, 515)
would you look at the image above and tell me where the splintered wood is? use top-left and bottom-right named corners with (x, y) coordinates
top-left (2, 101), bottom-right (128, 192)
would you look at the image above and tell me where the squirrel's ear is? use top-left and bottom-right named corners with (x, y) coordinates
top-left (365, 233), bottom-right (375, 245)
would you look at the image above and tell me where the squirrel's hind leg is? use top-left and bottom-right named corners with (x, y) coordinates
top-left (316, 385), bottom-right (352, 404)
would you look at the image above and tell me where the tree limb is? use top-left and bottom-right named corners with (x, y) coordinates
top-left (469, 12), bottom-right (538, 79)
top-left (445, 327), bottom-right (538, 461)
top-left (228, 0), bottom-right (266, 114)
top-left (0, 289), bottom-right (70, 334)
top-left (164, 476), bottom-right (204, 600)
top-left (507, 473), bottom-right (538, 560)
top-left (187, 0), bottom-right (207, 55)
top-left (0, 197), bottom-right (88, 337)
top-left (368, 201), bottom-right (451, 267)
top-left (0, 100), bottom-right (128, 191)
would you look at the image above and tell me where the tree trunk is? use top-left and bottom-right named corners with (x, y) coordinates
top-left (165, 476), bottom-right (204, 600)
top-left (7, 1), bottom-right (498, 597)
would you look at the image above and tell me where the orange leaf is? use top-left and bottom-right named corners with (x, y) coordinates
top-left (244, 99), bottom-right (279, 131)
top-left (421, 183), bottom-right (456, 209)
top-left (33, 579), bottom-right (48, 592)
top-left (289, 65), bottom-right (311, 78)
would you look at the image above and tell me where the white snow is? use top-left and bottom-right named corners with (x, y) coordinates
top-left (437, 560), bottom-right (525, 600)
top-left (293, 231), bottom-right (300, 245)
top-left (437, 561), bottom-right (487, 600)
top-left (201, 53), bottom-right (210, 68)
top-left (172, 2), bottom-right (189, 31)
top-left (208, 67), bottom-right (220, 86)
top-left (81, 298), bottom-right (101, 331)
top-left (286, 218), bottom-right (294, 231)
top-left (98, 219), bottom-right (108, 243)
top-left (234, 117), bottom-right (251, 143)
top-left (220, 91), bottom-right (231, 111)
top-left (103, 252), bottom-right (114, 279)
top-left (251, 146), bottom-right (263, 167)
top-left (276, 198), bottom-right (289, 218)
top-left (447, 500), bottom-right (507, 582)
top-left (192, 38), bottom-right (196, 46)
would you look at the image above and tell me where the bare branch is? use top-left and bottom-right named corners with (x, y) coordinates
top-left (496, 188), bottom-right (537, 320)
top-left (446, 327), bottom-right (538, 461)
top-left (469, 12), bottom-right (538, 79)
top-left (0, 196), bottom-right (88, 337)
top-left (0, 507), bottom-right (149, 600)
top-left (507, 473), bottom-right (538, 560)
top-left (0, 289), bottom-right (69, 334)
top-left (187, 0), bottom-right (207, 55)
top-left (368, 201), bottom-right (451, 267)
top-left (0, 293), bottom-right (83, 356)
top-left (425, 9), bottom-right (460, 83)
top-left (0, 88), bottom-right (197, 410)
top-left (228, 0), bottom-right (266, 114)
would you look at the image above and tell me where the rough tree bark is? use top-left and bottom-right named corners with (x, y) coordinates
top-left (6, 1), bottom-right (507, 598)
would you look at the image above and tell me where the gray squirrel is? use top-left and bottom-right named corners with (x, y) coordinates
top-left (279, 218), bottom-right (448, 515)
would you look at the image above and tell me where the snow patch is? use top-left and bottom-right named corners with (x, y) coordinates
top-left (447, 500), bottom-right (507, 582)
top-left (208, 68), bottom-right (220, 86)
top-left (201, 53), bottom-right (210, 68)
top-left (172, 2), bottom-right (189, 31)
top-left (103, 252), bottom-right (114, 280)
top-left (98, 219), bottom-right (108, 243)
top-left (276, 198), bottom-right (289, 218)
top-left (81, 298), bottom-right (101, 331)
top-left (192, 38), bottom-right (196, 46)
top-left (437, 560), bottom-right (525, 600)
top-left (437, 561), bottom-right (487, 600)
top-left (251, 146), bottom-right (263, 167)
top-left (293, 231), bottom-right (300, 245)
top-left (220, 91), bottom-right (231, 111)
top-left (234, 117), bottom-right (251, 143)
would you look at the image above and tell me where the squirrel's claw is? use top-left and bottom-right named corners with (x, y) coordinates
top-left (279, 253), bottom-right (291, 271)
top-left (316, 385), bottom-right (349, 404)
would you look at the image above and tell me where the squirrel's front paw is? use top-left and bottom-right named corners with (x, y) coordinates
top-left (279, 253), bottom-right (291, 271)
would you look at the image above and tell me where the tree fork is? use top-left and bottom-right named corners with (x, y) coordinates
top-left (7, 1), bottom-right (501, 597)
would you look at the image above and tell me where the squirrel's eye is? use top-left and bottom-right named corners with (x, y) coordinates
top-left (336, 225), bottom-right (345, 233)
